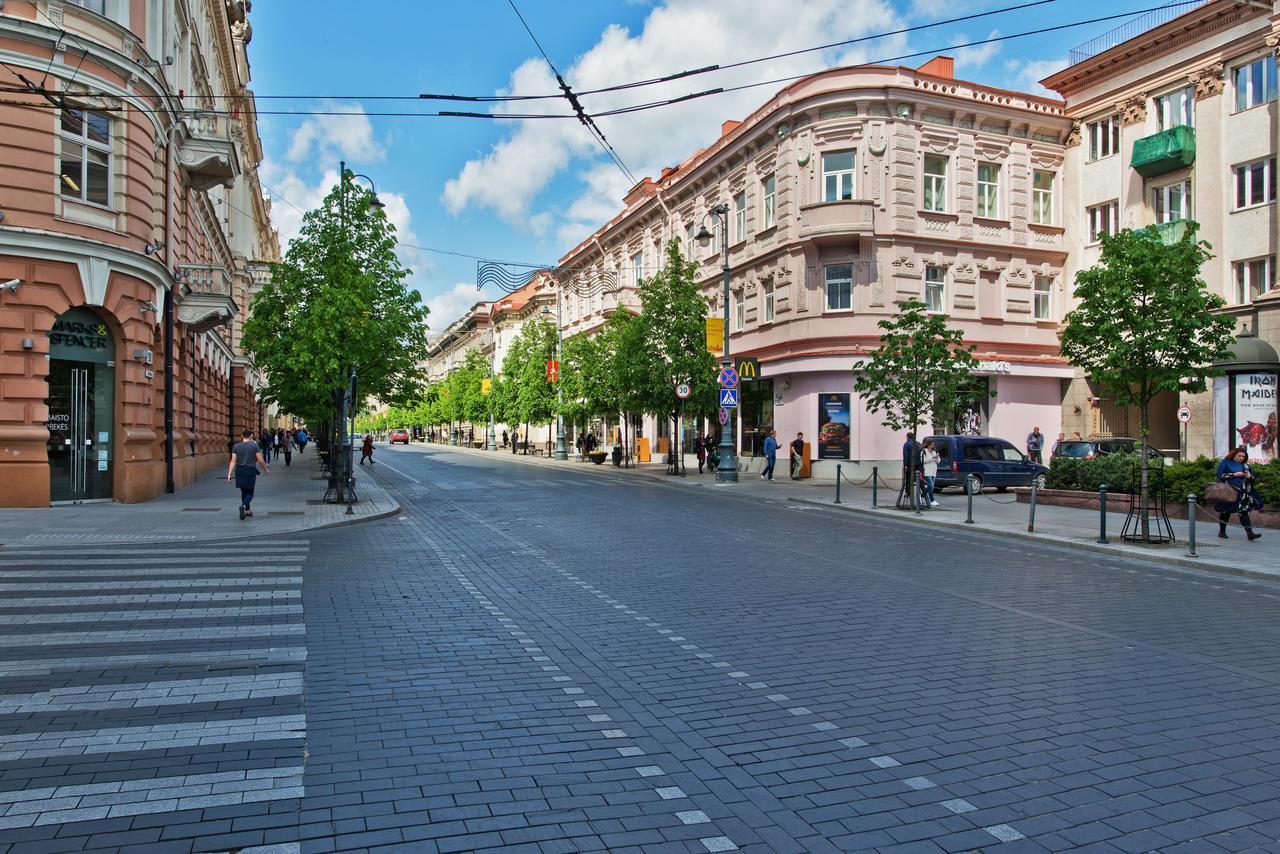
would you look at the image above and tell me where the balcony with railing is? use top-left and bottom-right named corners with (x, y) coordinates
top-left (177, 113), bottom-right (241, 191)
top-left (174, 265), bottom-right (237, 333)
top-left (1131, 125), bottom-right (1195, 177)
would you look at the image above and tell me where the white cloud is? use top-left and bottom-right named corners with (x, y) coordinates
top-left (285, 101), bottom-right (386, 164)
top-left (952, 30), bottom-right (1001, 70)
top-left (424, 282), bottom-right (497, 331)
top-left (442, 0), bottom-right (904, 240)
top-left (1004, 57), bottom-right (1069, 98)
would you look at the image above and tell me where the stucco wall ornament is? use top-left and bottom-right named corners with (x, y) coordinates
top-left (890, 254), bottom-right (916, 270)
top-left (867, 139), bottom-right (886, 156)
top-left (1064, 121), bottom-right (1082, 148)
top-left (1188, 63), bottom-right (1225, 100)
top-left (1267, 31), bottom-right (1280, 60)
top-left (1116, 92), bottom-right (1148, 125)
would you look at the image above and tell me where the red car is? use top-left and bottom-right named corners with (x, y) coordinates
top-left (389, 428), bottom-right (411, 445)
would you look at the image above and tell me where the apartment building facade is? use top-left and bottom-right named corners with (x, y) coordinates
top-left (1045, 0), bottom-right (1280, 463)
top-left (0, 0), bottom-right (278, 506)
top-left (558, 59), bottom-right (1073, 473)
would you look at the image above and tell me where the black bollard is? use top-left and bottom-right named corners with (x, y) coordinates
top-left (1097, 484), bottom-right (1109, 544)
top-left (1186, 493), bottom-right (1197, 557)
top-left (1028, 479), bottom-right (1038, 533)
top-left (965, 475), bottom-right (974, 524)
top-left (871, 466), bottom-right (878, 509)
top-left (835, 464), bottom-right (842, 505)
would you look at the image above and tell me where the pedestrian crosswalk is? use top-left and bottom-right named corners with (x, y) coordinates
top-left (0, 540), bottom-right (309, 841)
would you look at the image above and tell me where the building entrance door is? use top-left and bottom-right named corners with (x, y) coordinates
top-left (45, 308), bottom-right (115, 503)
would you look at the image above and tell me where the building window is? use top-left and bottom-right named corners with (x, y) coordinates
top-left (60, 106), bottom-right (111, 207)
top-left (976, 162), bottom-right (1000, 218)
top-left (1087, 201), bottom-right (1120, 242)
top-left (1234, 56), bottom-right (1278, 112)
top-left (923, 155), bottom-right (947, 212)
top-left (1088, 115), bottom-right (1120, 161)
top-left (1034, 276), bottom-right (1053, 320)
top-left (924, 266), bottom-right (945, 313)
top-left (762, 174), bottom-right (776, 229)
top-left (1153, 86), bottom-right (1194, 129)
top-left (631, 251), bottom-right (643, 286)
top-left (685, 222), bottom-right (697, 254)
top-left (822, 151), bottom-right (855, 201)
top-left (1031, 170), bottom-right (1054, 225)
top-left (734, 293), bottom-right (745, 330)
top-left (1234, 158), bottom-right (1276, 209)
top-left (734, 191), bottom-right (746, 242)
top-left (1234, 258), bottom-right (1274, 304)
top-left (762, 281), bottom-right (775, 322)
top-left (68, 0), bottom-right (106, 12)
top-left (824, 265), bottom-right (852, 312)
top-left (1153, 180), bottom-right (1192, 223)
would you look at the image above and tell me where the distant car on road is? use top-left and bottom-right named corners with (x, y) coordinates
top-left (389, 428), bottom-right (411, 445)
top-left (1052, 437), bottom-right (1166, 463)
top-left (925, 435), bottom-right (1049, 493)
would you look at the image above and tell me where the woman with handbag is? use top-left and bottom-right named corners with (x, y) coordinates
top-left (1211, 447), bottom-right (1263, 540)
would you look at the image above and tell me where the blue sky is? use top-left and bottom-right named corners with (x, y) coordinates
top-left (248, 0), bottom-right (1131, 329)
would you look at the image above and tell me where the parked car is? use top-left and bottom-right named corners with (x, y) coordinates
top-left (1052, 437), bottom-right (1166, 463)
top-left (389, 428), bottom-right (411, 445)
top-left (925, 435), bottom-right (1049, 493)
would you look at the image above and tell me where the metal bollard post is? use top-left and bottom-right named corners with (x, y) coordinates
top-left (1097, 484), bottom-right (1109, 544)
top-left (913, 476), bottom-right (923, 516)
top-left (835, 464), bottom-right (842, 505)
top-left (965, 475), bottom-right (975, 524)
top-left (871, 466), bottom-right (878, 509)
top-left (1186, 493), bottom-right (1197, 557)
top-left (1028, 479), bottom-right (1038, 533)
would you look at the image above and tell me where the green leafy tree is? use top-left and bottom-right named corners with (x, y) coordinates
top-left (497, 316), bottom-right (557, 449)
top-left (633, 242), bottom-right (718, 462)
top-left (243, 172), bottom-right (430, 429)
top-left (854, 297), bottom-right (978, 507)
top-left (1061, 223), bottom-right (1237, 540)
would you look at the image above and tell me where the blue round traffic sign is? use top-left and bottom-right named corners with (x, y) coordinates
top-left (718, 367), bottom-right (739, 389)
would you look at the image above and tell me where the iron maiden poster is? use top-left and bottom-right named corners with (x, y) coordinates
top-left (1233, 373), bottom-right (1277, 464)
top-left (817, 393), bottom-right (851, 460)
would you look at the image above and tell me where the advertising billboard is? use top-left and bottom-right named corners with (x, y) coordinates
top-left (817, 393), bottom-right (851, 460)
top-left (1233, 372), bottom-right (1277, 464)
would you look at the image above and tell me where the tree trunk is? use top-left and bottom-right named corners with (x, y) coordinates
top-left (1139, 398), bottom-right (1151, 542)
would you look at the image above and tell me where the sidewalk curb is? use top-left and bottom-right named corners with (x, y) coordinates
top-left (790, 496), bottom-right (1280, 584)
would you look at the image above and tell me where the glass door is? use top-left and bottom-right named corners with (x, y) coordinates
top-left (46, 359), bottom-right (113, 503)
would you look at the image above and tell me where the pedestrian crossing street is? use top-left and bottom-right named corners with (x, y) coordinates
top-left (0, 541), bottom-right (308, 846)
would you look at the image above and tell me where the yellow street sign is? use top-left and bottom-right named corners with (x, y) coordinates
top-left (481, 378), bottom-right (492, 396)
top-left (705, 317), bottom-right (724, 354)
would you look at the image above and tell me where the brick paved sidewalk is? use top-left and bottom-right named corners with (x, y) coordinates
top-left (0, 452), bottom-right (398, 548)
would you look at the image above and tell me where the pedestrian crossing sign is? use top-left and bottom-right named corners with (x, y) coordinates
top-left (719, 388), bottom-right (739, 408)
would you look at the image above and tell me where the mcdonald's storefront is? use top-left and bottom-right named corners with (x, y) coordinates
top-left (745, 353), bottom-right (1071, 477)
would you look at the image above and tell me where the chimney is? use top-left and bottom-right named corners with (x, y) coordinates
top-left (659, 166), bottom-right (677, 181)
top-left (720, 119), bottom-right (742, 137)
top-left (917, 56), bottom-right (955, 79)
top-left (623, 177), bottom-right (656, 208)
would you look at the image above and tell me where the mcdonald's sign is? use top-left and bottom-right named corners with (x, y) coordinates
top-left (735, 356), bottom-right (761, 381)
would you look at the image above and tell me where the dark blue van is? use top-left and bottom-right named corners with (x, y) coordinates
top-left (925, 435), bottom-right (1048, 493)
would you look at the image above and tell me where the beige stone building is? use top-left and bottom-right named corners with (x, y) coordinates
top-left (0, 0), bottom-right (278, 505)
top-left (1045, 0), bottom-right (1280, 462)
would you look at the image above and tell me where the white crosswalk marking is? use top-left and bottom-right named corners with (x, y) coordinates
top-left (0, 541), bottom-right (309, 831)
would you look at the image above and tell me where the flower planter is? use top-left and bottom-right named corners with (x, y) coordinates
top-left (588, 452), bottom-right (607, 465)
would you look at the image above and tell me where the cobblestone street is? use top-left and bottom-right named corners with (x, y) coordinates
top-left (4, 444), bottom-right (1280, 852)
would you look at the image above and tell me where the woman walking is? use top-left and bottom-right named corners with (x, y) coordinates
top-left (921, 438), bottom-right (940, 507)
top-left (1214, 447), bottom-right (1263, 540)
top-left (360, 434), bottom-right (375, 465)
top-left (696, 434), bottom-right (707, 473)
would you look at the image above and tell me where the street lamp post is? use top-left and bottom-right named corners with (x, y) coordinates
top-left (696, 204), bottom-right (737, 483)
top-left (336, 161), bottom-right (384, 505)
top-left (543, 291), bottom-right (568, 461)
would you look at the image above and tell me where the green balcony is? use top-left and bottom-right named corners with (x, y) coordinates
top-left (1156, 219), bottom-right (1192, 244)
top-left (1131, 125), bottom-right (1195, 178)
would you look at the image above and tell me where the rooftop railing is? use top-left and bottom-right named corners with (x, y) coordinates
top-left (1067, 0), bottom-right (1210, 65)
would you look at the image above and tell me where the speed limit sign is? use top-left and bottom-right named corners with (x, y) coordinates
top-left (675, 382), bottom-right (691, 399)
top-left (1177, 405), bottom-right (1192, 423)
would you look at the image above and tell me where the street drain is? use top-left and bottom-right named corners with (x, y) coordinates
top-left (181, 508), bottom-right (221, 512)
top-left (269, 511), bottom-right (306, 517)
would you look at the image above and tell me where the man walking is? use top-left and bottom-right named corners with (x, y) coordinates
top-left (227, 428), bottom-right (269, 520)
top-left (790, 432), bottom-right (805, 480)
top-left (761, 429), bottom-right (778, 481)
top-left (295, 427), bottom-right (309, 455)
top-left (360, 434), bottom-right (375, 465)
top-left (1027, 426), bottom-right (1045, 464)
